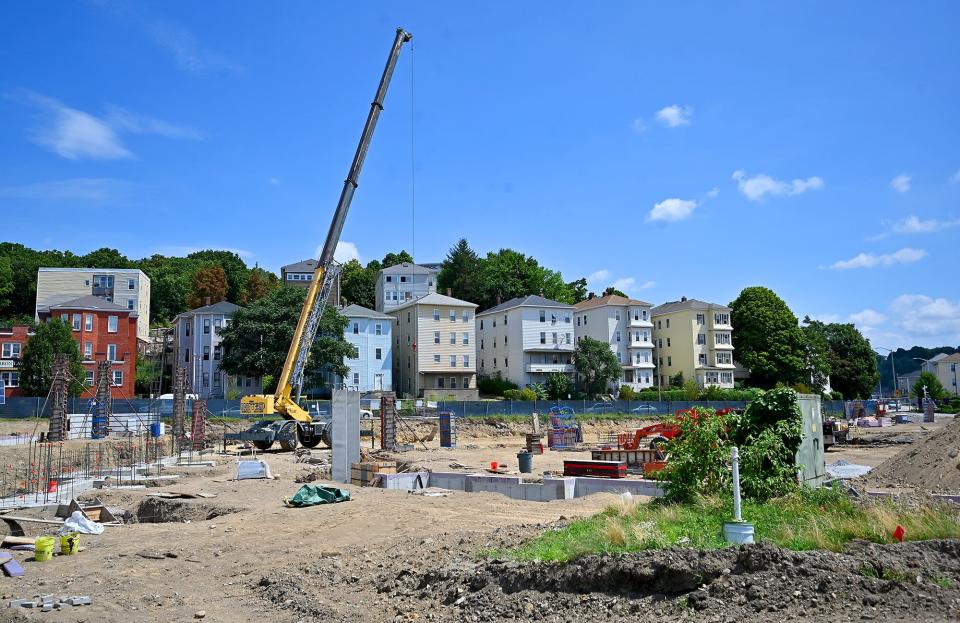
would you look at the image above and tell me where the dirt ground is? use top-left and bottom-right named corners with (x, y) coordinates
top-left (0, 415), bottom-right (956, 622)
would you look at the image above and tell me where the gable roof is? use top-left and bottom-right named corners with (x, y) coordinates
top-left (652, 298), bottom-right (730, 315)
top-left (179, 301), bottom-right (242, 317)
top-left (341, 304), bottom-right (393, 320)
top-left (282, 259), bottom-right (318, 273)
top-left (388, 291), bottom-right (478, 313)
top-left (573, 293), bottom-right (651, 312)
top-left (379, 262), bottom-right (438, 276)
top-left (49, 295), bottom-right (134, 314)
top-left (937, 353), bottom-right (960, 364)
top-left (477, 295), bottom-right (573, 317)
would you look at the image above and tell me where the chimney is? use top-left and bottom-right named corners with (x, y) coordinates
top-left (681, 296), bottom-right (687, 302)
top-left (204, 296), bottom-right (211, 306)
top-left (587, 292), bottom-right (595, 300)
top-left (446, 288), bottom-right (452, 296)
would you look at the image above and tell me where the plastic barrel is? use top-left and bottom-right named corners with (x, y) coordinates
top-left (517, 451), bottom-right (533, 474)
top-left (150, 422), bottom-right (162, 438)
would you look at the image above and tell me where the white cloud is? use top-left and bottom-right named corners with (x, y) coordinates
top-left (890, 173), bottom-right (911, 193)
top-left (18, 90), bottom-right (200, 160)
top-left (655, 104), bottom-right (693, 127)
top-left (612, 277), bottom-right (635, 292)
top-left (949, 169), bottom-right (960, 185)
top-left (889, 294), bottom-right (960, 341)
top-left (828, 247), bottom-right (927, 270)
top-left (333, 241), bottom-right (361, 264)
top-left (629, 118), bottom-right (646, 134)
top-left (268, 177), bottom-right (280, 186)
top-left (0, 178), bottom-right (126, 202)
top-left (646, 198), bottom-right (697, 222)
top-left (890, 215), bottom-right (960, 234)
top-left (705, 187), bottom-right (719, 198)
top-left (849, 309), bottom-right (887, 328)
top-left (587, 269), bottom-right (611, 283)
top-left (638, 280), bottom-right (656, 290)
top-left (732, 170), bottom-right (824, 201)
top-left (807, 313), bottom-right (842, 324)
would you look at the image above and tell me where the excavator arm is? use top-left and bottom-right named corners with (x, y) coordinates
top-left (240, 27), bottom-right (412, 423)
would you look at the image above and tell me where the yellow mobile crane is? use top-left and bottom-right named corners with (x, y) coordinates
top-left (236, 28), bottom-right (412, 451)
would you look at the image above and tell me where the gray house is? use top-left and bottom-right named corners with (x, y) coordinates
top-left (281, 258), bottom-right (340, 303)
top-left (374, 262), bottom-right (439, 312)
top-left (173, 300), bottom-right (262, 399)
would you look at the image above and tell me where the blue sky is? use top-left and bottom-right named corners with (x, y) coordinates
top-left (1, 1), bottom-right (958, 349)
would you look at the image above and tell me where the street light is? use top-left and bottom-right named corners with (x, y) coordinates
top-left (876, 347), bottom-right (898, 399)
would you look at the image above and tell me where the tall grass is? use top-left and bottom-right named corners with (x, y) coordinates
top-left (496, 487), bottom-right (960, 562)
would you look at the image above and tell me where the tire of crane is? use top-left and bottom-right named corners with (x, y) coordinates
top-left (278, 437), bottom-right (299, 452)
top-left (649, 436), bottom-right (669, 460)
top-left (300, 436), bottom-right (322, 449)
top-left (253, 440), bottom-right (272, 451)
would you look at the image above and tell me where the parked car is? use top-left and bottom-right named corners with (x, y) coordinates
top-left (586, 402), bottom-right (617, 414)
top-left (630, 404), bottom-right (660, 415)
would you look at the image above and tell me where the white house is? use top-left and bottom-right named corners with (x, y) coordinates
top-left (341, 304), bottom-right (393, 392)
top-left (374, 262), bottom-right (439, 312)
top-left (572, 294), bottom-right (655, 391)
top-left (475, 295), bottom-right (575, 388)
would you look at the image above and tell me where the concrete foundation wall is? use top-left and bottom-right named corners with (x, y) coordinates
top-left (376, 470), bottom-right (664, 502)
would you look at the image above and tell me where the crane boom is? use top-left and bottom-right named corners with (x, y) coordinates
top-left (241, 27), bottom-right (412, 425)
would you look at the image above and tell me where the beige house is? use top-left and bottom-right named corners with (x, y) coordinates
top-left (388, 292), bottom-right (478, 399)
top-left (651, 297), bottom-right (735, 389)
top-left (572, 294), bottom-right (655, 391)
top-left (923, 353), bottom-right (960, 397)
top-left (35, 268), bottom-right (151, 342)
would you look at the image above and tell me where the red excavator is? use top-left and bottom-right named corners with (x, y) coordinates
top-left (617, 407), bottom-right (741, 454)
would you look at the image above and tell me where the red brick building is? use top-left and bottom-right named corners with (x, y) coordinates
top-left (38, 295), bottom-right (139, 399)
top-left (0, 325), bottom-right (32, 398)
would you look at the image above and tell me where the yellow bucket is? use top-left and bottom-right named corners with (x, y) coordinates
top-left (60, 532), bottom-right (80, 555)
top-left (34, 536), bottom-right (55, 562)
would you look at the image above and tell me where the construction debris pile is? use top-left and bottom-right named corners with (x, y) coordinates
top-left (866, 415), bottom-right (960, 493)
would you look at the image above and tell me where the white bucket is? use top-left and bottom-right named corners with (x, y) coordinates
top-left (722, 521), bottom-right (755, 545)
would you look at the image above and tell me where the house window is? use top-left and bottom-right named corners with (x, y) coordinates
top-left (353, 372), bottom-right (360, 385)
top-left (2, 343), bottom-right (21, 358)
top-left (214, 345), bottom-right (222, 361)
top-left (185, 322), bottom-right (191, 337)
top-left (696, 314), bottom-right (705, 325)
top-left (658, 338), bottom-right (663, 348)
top-left (0, 371), bottom-right (18, 388)
top-left (434, 354), bottom-right (441, 363)
top-left (657, 320), bottom-right (661, 329)
top-left (83, 342), bottom-right (92, 359)
top-left (108, 316), bottom-right (118, 332)
top-left (492, 319), bottom-right (496, 327)
top-left (203, 319), bottom-right (210, 334)
top-left (450, 332), bottom-right (456, 345)
top-left (577, 317), bottom-right (581, 326)
top-left (353, 322), bottom-right (359, 334)
top-left (214, 318), bottom-right (222, 333)
top-left (81, 370), bottom-right (93, 386)
top-left (697, 334), bottom-right (706, 345)
top-left (552, 332), bottom-right (558, 344)
top-left (72, 314), bottom-right (81, 331)
top-left (666, 319), bottom-right (670, 328)
top-left (201, 372), bottom-right (209, 388)
top-left (434, 331), bottom-right (440, 344)
top-left (720, 372), bottom-right (733, 384)
top-left (450, 377), bottom-right (457, 389)
top-left (566, 333), bottom-right (571, 344)
top-left (617, 351), bottom-right (622, 363)
top-left (539, 310), bottom-right (545, 322)
top-left (407, 312), bottom-right (411, 323)
top-left (503, 314), bottom-right (507, 325)
top-left (715, 333), bottom-right (731, 345)
top-left (504, 335), bottom-right (508, 345)
top-left (127, 299), bottom-right (135, 310)
top-left (642, 310), bottom-right (648, 320)
top-left (112, 370), bottom-right (124, 387)
top-left (715, 313), bottom-right (729, 325)
top-left (480, 319), bottom-right (484, 330)
top-left (540, 332), bottom-right (546, 344)
top-left (450, 355), bottom-right (457, 367)
top-left (184, 348), bottom-right (190, 363)
top-left (667, 356), bottom-right (672, 366)
top-left (463, 355), bottom-right (469, 368)
top-left (375, 323), bottom-right (382, 336)
top-left (84, 314), bottom-right (93, 331)
top-left (699, 353), bottom-right (706, 365)
top-left (493, 358), bottom-right (497, 368)
top-left (400, 276), bottom-right (407, 283)
top-left (214, 373), bottom-right (221, 387)
top-left (462, 332), bottom-right (469, 345)
top-left (203, 346), bottom-right (210, 360)
top-left (433, 308), bottom-right (440, 321)
top-left (667, 338), bottom-right (671, 347)
top-left (565, 313), bottom-right (571, 323)
top-left (106, 344), bottom-right (117, 361)
top-left (437, 377), bottom-right (445, 388)
top-left (615, 331), bottom-right (621, 342)
top-left (376, 348), bottom-right (382, 360)
top-left (386, 276), bottom-right (393, 282)
top-left (615, 310), bottom-right (621, 321)
top-left (449, 309), bottom-right (456, 322)
top-left (504, 357), bottom-right (508, 367)
top-left (463, 311), bottom-right (469, 322)
top-left (463, 376), bottom-right (470, 388)
top-left (480, 339), bottom-right (484, 350)
top-left (128, 279), bottom-right (135, 290)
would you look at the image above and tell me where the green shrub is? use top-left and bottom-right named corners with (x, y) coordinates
top-left (503, 389), bottom-right (522, 400)
top-left (829, 390), bottom-right (843, 400)
top-left (618, 385), bottom-right (637, 401)
top-left (519, 388), bottom-right (538, 401)
top-left (478, 375), bottom-right (518, 396)
top-left (527, 383), bottom-right (548, 400)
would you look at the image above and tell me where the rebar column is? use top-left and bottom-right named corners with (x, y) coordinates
top-left (172, 366), bottom-right (187, 447)
top-left (92, 360), bottom-right (111, 439)
top-left (380, 392), bottom-right (397, 451)
top-left (47, 354), bottom-right (69, 442)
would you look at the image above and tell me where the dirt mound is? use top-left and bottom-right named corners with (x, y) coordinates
top-left (865, 415), bottom-right (960, 492)
top-left (254, 535), bottom-right (960, 622)
top-left (131, 497), bottom-right (240, 523)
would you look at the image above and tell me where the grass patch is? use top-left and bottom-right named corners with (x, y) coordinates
top-left (494, 487), bottom-right (960, 563)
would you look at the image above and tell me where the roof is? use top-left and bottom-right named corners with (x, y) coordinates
top-left (281, 259), bottom-right (318, 273)
top-left (477, 295), bottom-right (573, 317)
top-left (652, 298), bottom-right (731, 315)
top-left (937, 353), bottom-right (960, 364)
top-left (573, 294), bottom-right (651, 312)
top-left (341, 304), bottom-right (393, 320)
top-left (177, 301), bottom-right (242, 317)
top-left (38, 267), bottom-right (146, 275)
top-left (928, 353), bottom-right (950, 363)
top-left (379, 262), bottom-right (438, 276)
top-left (49, 295), bottom-right (135, 314)
top-left (388, 291), bottom-right (478, 313)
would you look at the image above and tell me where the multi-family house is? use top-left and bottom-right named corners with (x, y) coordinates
top-left (922, 353), bottom-right (960, 397)
top-left (35, 268), bottom-right (151, 342)
top-left (388, 292), bottom-right (478, 399)
top-left (280, 259), bottom-right (340, 303)
top-left (0, 325), bottom-right (32, 398)
top-left (475, 295), bottom-right (575, 388)
top-left (173, 300), bottom-right (262, 399)
top-left (37, 295), bottom-right (139, 399)
top-left (651, 297), bottom-right (735, 389)
top-left (374, 262), bottom-right (439, 312)
top-left (572, 294), bottom-right (655, 391)
top-left (341, 304), bottom-right (393, 392)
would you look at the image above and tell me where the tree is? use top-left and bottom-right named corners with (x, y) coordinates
top-left (913, 371), bottom-right (946, 400)
top-left (187, 250), bottom-right (250, 303)
top-left (82, 247), bottom-right (130, 268)
top-left (801, 316), bottom-right (833, 394)
top-left (218, 287), bottom-right (356, 394)
top-left (339, 259), bottom-right (377, 309)
top-left (136, 255), bottom-right (198, 324)
top-left (0, 256), bottom-right (13, 319)
top-left (670, 371), bottom-right (685, 388)
top-left (244, 268), bottom-right (279, 304)
top-left (545, 372), bottom-right (572, 400)
top-left (603, 286), bottom-right (627, 297)
top-left (729, 287), bottom-right (807, 388)
top-left (815, 322), bottom-right (879, 399)
top-left (187, 265), bottom-right (228, 309)
top-left (437, 239), bottom-right (483, 304)
top-left (475, 249), bottom-right (575, 310)
top-left (381, 251), bottom-right (414, 268)
top-left (574, 337), bottom-right (621, 397)
top-left (18, 319), bottom-right (85, 396)
top-left (566, 278), bottom-right (588, 304)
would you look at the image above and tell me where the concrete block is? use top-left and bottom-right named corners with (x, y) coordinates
top-left (8, 599), bottom-right (30, 608)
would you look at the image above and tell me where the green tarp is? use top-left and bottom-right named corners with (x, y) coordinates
top-left (285, 484), bottom-right (352, 508)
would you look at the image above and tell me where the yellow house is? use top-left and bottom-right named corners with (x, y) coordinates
top-left (651, 297), bottom-right (735, 389)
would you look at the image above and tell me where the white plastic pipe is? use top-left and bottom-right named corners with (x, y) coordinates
top-left (731, 446), bottom-right (742, 522)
